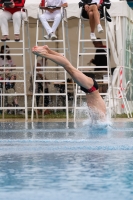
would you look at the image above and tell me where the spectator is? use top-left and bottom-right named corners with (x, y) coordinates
top-left (5, 74), bottom-right (15, 114)
top-left (4, 74), bottom-right (24, 115)
top-left (89, 39), bottom-right (110, 93)
top-left (0, 74), bottom-right (3, 88)
top-left (79, 0), bottom-right (103, 40)
top-left (5, 74), bottom-right (16, 90)
top-left (79, 39), bottom-right (107, 80)
top-left (0, 45), bottom-right (14, 113)
top-left (39, 0), bottom-right (68, 40)
top-left (89, 39), bottom-right (108, 70)
top-left (12, 96), bottom-right (24, 115)
top-left (0, 45), bottom-right (15, 71)
top-left (0, 45), bottom-right (18, 111)
top-left (5, 74), bottom-right (16, 108)
top-left (0, 0), bottom-right (26, 41)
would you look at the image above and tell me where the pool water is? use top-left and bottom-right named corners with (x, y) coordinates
top-left (0, 121), bottom-right (133, 200)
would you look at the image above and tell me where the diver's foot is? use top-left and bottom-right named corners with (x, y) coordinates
top-left (33, 45), bottom-right (58, 55)
top-left (32, 47), bottom-right (48, 58)
top-left (32, 45), bottom-right (47, 51)
top-left (43, 45), bottom-right (51, 53)
top-left (32, 45), bottom-right (50, 54)
top-left (35, 45), bottom-right (57, 55)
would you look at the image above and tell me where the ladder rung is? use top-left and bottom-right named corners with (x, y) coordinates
top-left (7, 48), bottom-right (30, 50)
top-left (76, 91), bottom-right (108, 96)
top-left (50, 48), bottom-right (69, 50)
top-left (29, 106), bottom-right (74, 109)
top-left (1, 93), bottom-right (25, 96)
top-left (83, 47), bottom-right (107, 50)
top-left (75, 93), bottom-right (86, 96)
top-left (96, 79), bottom-right (109, 82)
top-left (80, 39), bottom-right (107, 42)
top-left (33, 107), bottom-right (68, 109)
top-left (35, 80), bottom-right (66, 83)
top-left (1, 107), bottom-right (26, 109)
top-left (75, 92), bottom-right (108, 96)
top-left (0, 67), bottom-right (24, 70)
top-left (37, 40), bottom-right (64, 42)
top-left (0, 80), bottom-right (25, 83)
top-left (78, 66), bottom-right (108, 68)
top-left (33, 93), bottom-right (67, 96)
top-left (79, 71), bottom-right (108, 74)
top-left (44, 80), bottom-right (66, 82)
top-left (34, 66), bottom-right (63, 69)
top-left (35, 71), bottom-right (64, 73)
top-left (1, 40), bottom-right (24, 43)
top-left (74, 107), bottom-right (87, 109)
top-left (0, 53), bottom-right (23, 56)
top-left (0, 71), bottom-right (28, 74)
top-left (79, 53), bottom-right (107, 55)
top-left (79, 71), bottom-right (108, 73)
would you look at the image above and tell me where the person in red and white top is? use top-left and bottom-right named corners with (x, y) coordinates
top-left (83, 0), bottom-right (104, 40)
top-left (39, 0), bottom-right (68, 40)
top-left (0, 0), bottom-right (26, 41)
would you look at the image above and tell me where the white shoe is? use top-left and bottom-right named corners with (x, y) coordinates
top-left (90, 33), bottom-right (96, 40)
top-left (50, 32), bottom-right (57, 40)
top-left (44, 35), bottom-right (50, 40)
top-left (97, 24), bottom-right (103, 33)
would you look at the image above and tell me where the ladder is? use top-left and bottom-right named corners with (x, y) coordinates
top-left (0, 8), bottom-right (32, 120)
top-left (31, 7), bottom-right (71, 126)
top-left (74, 6), bottom-right (111, 122)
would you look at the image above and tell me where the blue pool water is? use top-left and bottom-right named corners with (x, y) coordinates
top-left (0, 121), bottom-right (133, 200)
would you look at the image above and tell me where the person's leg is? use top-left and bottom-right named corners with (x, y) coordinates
top-left (89, 5), bottom-right (103, 33)
top-left (44, 88), bottom-right (49, 107)
top-left (88, 11), bottom-right (96, 40)
top-left (32, 46), bottom-right (94, 90)
top-left (0, 11), bottom-right (11, 40)
top-left (89, 5), bottom-right (100, 26)
top-left (88, 11), bottom-right (95, 33)
top-left (36, 95), bottom-right (40, 107)
top-left (51, 11), bottom-right (62, 33)
top-left (39, 12), bottom-right (54, 35)
top-left (36, 94), bottom-right (41, 114)
top-left (12, 11), bottom-right (26, 41)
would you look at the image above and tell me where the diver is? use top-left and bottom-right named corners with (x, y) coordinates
top-left (32, 45), bottom-right (106, 122)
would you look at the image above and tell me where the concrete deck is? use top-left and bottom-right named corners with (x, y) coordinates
top-left (0, 118), bottom-right (132, 123)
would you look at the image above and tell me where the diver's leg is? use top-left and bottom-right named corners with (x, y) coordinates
top-left (88, 11), bottom-right (95, 33)
top-left (32, 46), bottom-right (94, 89)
